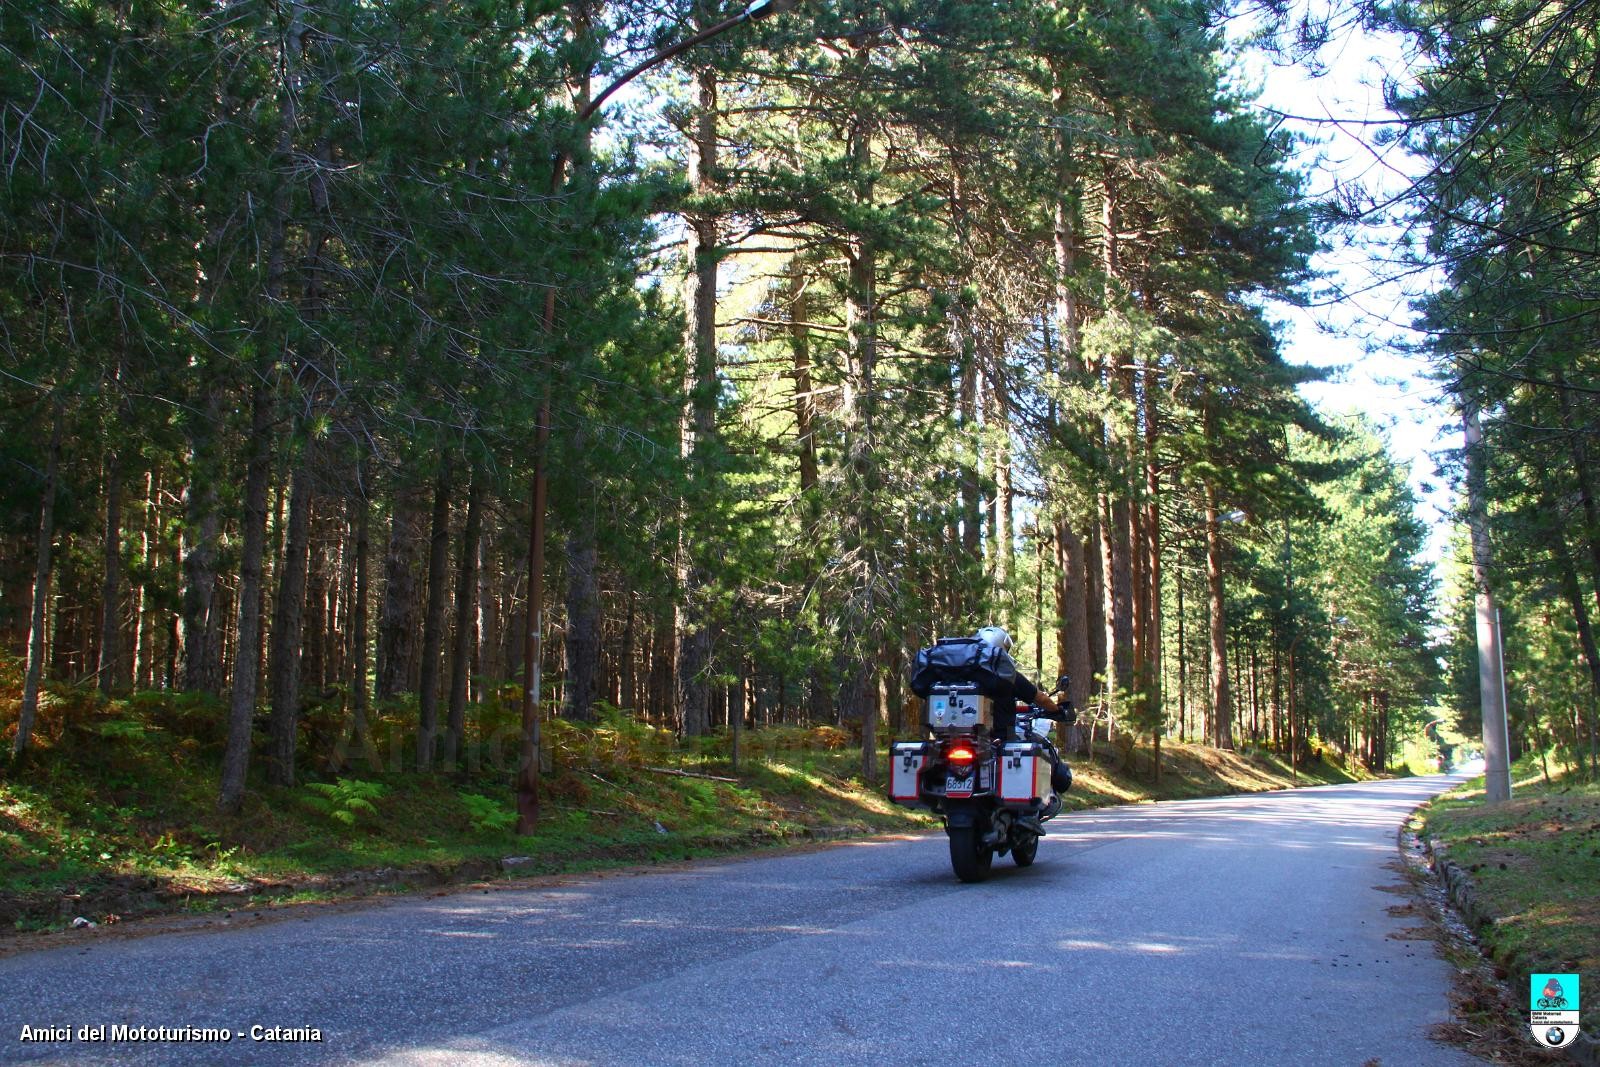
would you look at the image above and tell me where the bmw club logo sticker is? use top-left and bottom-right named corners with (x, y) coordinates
top-left (1529, 973), bottom-right (1580, 1049)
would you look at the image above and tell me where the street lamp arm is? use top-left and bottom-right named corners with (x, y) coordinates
top-left (581, 0), bottom-right (788, 121)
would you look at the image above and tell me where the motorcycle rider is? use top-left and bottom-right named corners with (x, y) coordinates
top-left (974, 625), bottom-right (1074, 793)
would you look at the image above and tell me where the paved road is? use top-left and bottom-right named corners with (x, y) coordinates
top-left (1, 776), bottom-right (1481, 1066)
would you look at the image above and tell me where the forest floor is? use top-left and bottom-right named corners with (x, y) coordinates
top-left (1419, 760), bottom-right (1600, 1041)
top-left (1, 678), bottom-right (1371, 940)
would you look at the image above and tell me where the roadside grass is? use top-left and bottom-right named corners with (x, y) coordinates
top-left (3, 676), bottom-right (1375, 935)
top-left (1421, 759), bottom-right (1600, 1038)
top-left (1060, 736), bottom-right (1364, 808)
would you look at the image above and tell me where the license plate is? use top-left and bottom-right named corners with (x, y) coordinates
top-left (945, 774), bottom-right (972, 797)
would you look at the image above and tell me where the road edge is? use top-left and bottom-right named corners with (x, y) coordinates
top-left (1421, 825), bottom-right (1598, 1066)
top-left (0, 826), bottom-right (940, 960)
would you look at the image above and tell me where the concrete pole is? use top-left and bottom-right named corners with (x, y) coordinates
top-left (1463, 403), bottom-right (1513, 802)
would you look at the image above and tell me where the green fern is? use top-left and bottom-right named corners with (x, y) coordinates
top-left (96, 719), bottom-right (152, 741)
top-left (459, 793), bottom-right (516, 833)
top-left (301, 779), bottom-right (388, 827)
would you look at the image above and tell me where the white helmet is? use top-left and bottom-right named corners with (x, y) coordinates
top-left (976, 626), bottom-right (1012, 652)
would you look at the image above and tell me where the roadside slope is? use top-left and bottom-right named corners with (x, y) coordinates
top-left (3, 682), bottom-right (1369, 937)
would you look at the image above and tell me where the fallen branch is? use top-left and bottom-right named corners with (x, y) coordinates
top-left (588, 773), bottom-right (652, 814)
top-left (644, 766), bottom-right (739, 783)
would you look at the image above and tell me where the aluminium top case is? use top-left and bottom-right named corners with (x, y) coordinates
top-left (924, 683), bottom-right (993, 733)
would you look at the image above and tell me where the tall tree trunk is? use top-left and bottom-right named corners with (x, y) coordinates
top-left (675, 579), bottom-right (711, 737)
top-left (992, 378), bottom-right (1014, 607)
top-left (347, 486), bottom-right (372, 767)
top-left (1100, 172), bottom-right (1134, 728)
top-left (445, 470), bottom-right (483, 768)
top-left (649, 607), bottom-right (673, 725)
top-left (1049, 68), bottom-right (1081, 368)
top-left (1046, 83), bottom-right (1091, 748)
top-left (1035, 532), bottom-right (1047, 677)
top-left (959, 359), bottom-right (981, 562)
top-left (267, 463), bottom-right (313, 786)
top-left (218, 377), bottom-right (275, 812)
top-left (620, 590), bottom-right (637, 712)
top-left (1098, 495), bottom-right (1119, 733)
top-left (264, 479), bottom-right (285, 697)
top-left (1142, 367), bottom-right (1162, 742)
top-left (1054, 521), bottom-right (1092, 743)
top-left (564, 498), bottom-right (601, 723)
top-left (304, 508), bottom-right (330, 698)
top-left (1176, 551), bottom-right (1188, 740)
top-left (334, 507), bottom-right (356, 703)
top-left (884, 649), bottom-right (904, 736)
top-left (1248, 641), bottom-right (1260, 742)
top-left (416, 461), bottom-right (453, 769)
top-left (1107, 501), bottom-right (1135, 706)
top-left (1087, 518), bottom-right (1106, 685)
top-left (789, 267), bottom-right (818, 495)
top-left (14, 404), bottom-right (64, 757)
top-left (1205, 482), bottom-right (1233, 750)
top-left (1123, 357), bottom-right (1144, 704)
top-left (676, 58), bottom-right (719, 739)
top-left (949, 163), bottom-right (984, 578)
top-left (1539, 486), bottom-right (1600, 774)
top-left (476, 522), bottom-right (498, 686)
top-left (281, 132), bottom-right (333, 719)
top-left (1271, 624), bottom-right (1282, 751)
top-left (165, 547), bottom-right (180, 690)
top-left (1287, 632), bottom-right (1298, 768)
top-left (219, 5), bottom-right (303, 810)
top-left (134, 469), bottom-right (157, 689)
top-left (1554, 372), bottom-right (1600, 617)
top-left (844, 82), bottom-right (881, 783)
top-left (504, 544), bottom-right (524, 682)
top-left (1379, 692), bottom-right (1390, 770)
top-left (181, 386), bottom-right (224, 694)
top-left (1129, 485), bottom-right (1146, 676)
top-left (860, 668), bottom-right (878, 782)
top-left (98, 454), bottom-right (124, 695)
top-left (603, 604), bottom-right (618, 707)
top-left (376, 489), bottom-right (424, 701)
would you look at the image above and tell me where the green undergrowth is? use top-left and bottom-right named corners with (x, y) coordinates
top-left (3, 677), bottom-right (1372, 934)
top-left (1421, 758), bottom-right (1600, 1038)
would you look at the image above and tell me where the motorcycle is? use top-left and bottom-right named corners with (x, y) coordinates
top-left (890, 675), bottom-right (1074, 882)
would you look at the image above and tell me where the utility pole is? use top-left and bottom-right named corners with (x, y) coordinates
top-left (1462, 402), bottom-right (1512, 802)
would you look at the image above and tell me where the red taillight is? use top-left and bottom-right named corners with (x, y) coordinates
top-left (947, 743), bottom-right (975, 766)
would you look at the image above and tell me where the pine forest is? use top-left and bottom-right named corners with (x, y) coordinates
top-left (2, 0), bottom-right (1596, 840)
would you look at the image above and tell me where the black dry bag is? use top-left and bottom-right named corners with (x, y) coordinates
top-left (909, 636), bottom-right (1017, 699)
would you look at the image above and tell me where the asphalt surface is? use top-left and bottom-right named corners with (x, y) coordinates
top-left (0, 775), bottom-right (1483, 1066)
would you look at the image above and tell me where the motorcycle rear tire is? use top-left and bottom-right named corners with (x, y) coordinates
top-left (948, 826), bottom-right (993, 883)
top-left (1011, 832), bottom-right (1039, 867)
